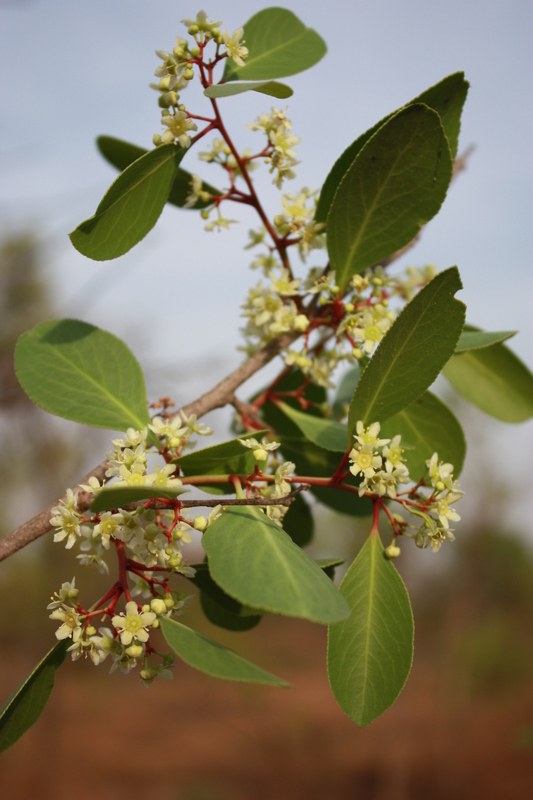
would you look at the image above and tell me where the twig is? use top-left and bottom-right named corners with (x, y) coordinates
top-left (122, 485), bottom-right (308, 512)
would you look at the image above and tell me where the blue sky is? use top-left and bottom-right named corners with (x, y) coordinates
top-left (1, 0), bottom-right (531, 527)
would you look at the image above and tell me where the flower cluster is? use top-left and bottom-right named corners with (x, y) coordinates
top-left (240, 249), bottom-right (437, 388)
top-left (407, 453), bottom-right (464, 552)
top-left (349, 422), bottom-right (410, 498)
top-left (247, 107), bottom-right (301, 188)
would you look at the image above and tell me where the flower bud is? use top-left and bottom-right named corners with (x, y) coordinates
top-left (293, 315), bottom-right (309, 332)
top-left (385, 544), bottom-right (401, 559)
top-left (193, 516), bottom-right (207, 531)
top-left (200, 209), bottom-right (210, 219)
top-left (164, 594), bottom-right (175, 608)
top-left (344, 303), bottom-right (355, 313)
top-left (143, 508), bottom-right (156, 522)
top-left (86, 625), bottom-right (97, 636)
top-left (140, 668), bottom-right (155, 681)
top-left (144, 523), bottom-right (159, 541)
top-left (126, 643), bottom-right (144, 658)
top-left (183, 68), bottom-right (194, 81)
top-left (352, 348), bottom-right (363, 359)
top-left (152, 134), bottom-right (163, 147)
top-left (188, 24), bottom-right (199, 34)
top-left (150, 598), bottom-right (168, 615)
top-left (152, 618), bottom-right (160, 629)
top-left (273, 214), bottom-right (285, 229)
top-left (253, 448), bottom-right (268, 461)
top-left (211, 27), bottom-right (220, 38)
top-left (190, 46), bottom-right (200, 56)
top-left (142, 604), bottom-right (151, 613)
top-left (163, 91), bottom-right (178, 106)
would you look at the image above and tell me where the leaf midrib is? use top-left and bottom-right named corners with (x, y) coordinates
top-left (227, 26), bottom-right (309, 76)
top-left (88, 148), bottom-right (176, 223)
top-left (42, 344), bottom-right (147, 428)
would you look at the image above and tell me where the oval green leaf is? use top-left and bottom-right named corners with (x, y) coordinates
top-left (70, 143), bottom-right (184, 261)
top-left (316, 72), bottom-right (468, 223)
top-left (282, 491), bottom-right (314, 548)
top-left (202, 506), bottom-right (350, 624)
top-left (15, 319), bottom-right (150, 431)
top-left (188, 562), bottom-right (262, 631)
top-left (177, 431), bottom-right (269, 495)
top-left (379, 391), bottom-right (466, 480)
top-left (443, 342), bottom-right (533, 423)
top-left (327, 532), bottom-right (414, 727)
top-left (454, 329), bottom-right (517, 353)
top-left (333, 365), bottom-right (361, 419)
top-left (160, 617), bottom-right (290, 686)
top-left (96, 135), bottom-right (221, 209)
top-left (0, 640), bottom-right (69, 752)
top-left (277, 402), bottom-right (348, 452)
top-left (223, 7), bottom-right (327, 82)
top-left (90, 485), bottom-right (188, 513)
top-left (327, 104), bottom-right (453, 289)
top-left (348, 267), bottom-right (466, 437)
top-left (204, 80), bottom-right (293, 99)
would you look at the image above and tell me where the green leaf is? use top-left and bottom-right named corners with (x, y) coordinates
top-left (90, 485), bottom-right (187, 513)
top-left (348, 267), bottom-right (465, 437)
top-left (277, 402), bottom-right (348, 452)
top-left (327, 532), bottom-right (414, 727)
top-left (443, 340), bottom-right (533, 423)
top-left (96, 136), bottom-right (221, 209)
top-left (70, 143), bottom-right (184, 260)
top-left (327, 104), bottom-right (453, 289)
top-left (254, 368), bottom-right (327, 439)
top-left (279, 437), bottom-right (373, 518)
top-left (333, 366), bottom-right (361, 419)
top-left (15, 319), bottom-right (150, 432)
top-left (202, 506), bottom-right (350, 624)
top-left (454, 329), bottom-right (517, 353)
top-left (177, 431), bottom-right (269, 495)
top-left (282, 491), bottom-right (314, 547)
top-left (199, 592), bottom-right (262, 631)
top-left (0, 640), bottom-right (69, 752)
top-left (223, 8), bottom-right (327, 82)
top-left (316, 557), bottom-right (345, 580)
top-left (316, 72), bottom-right (468, 223)
top-left (204, 80), bottom-right (293, 99)
top-left (187, 562), bottom-right (262, 632)
top-left (380, 391), bottom-right (466, 480)
top-left (160, 617), bottom-right (290, 686)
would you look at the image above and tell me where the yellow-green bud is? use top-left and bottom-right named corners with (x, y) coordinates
top-left (168, 556), bottom-right (182, 567)
top-left (159, 95), bottom-right (170, 108)
top-left (385, 544), bottom-right (401, 559)
top-left (331, 285), bottom-right (340, 294)
top-left (163, 91), bottom-right (178, 106)
top-left (200, 209), bottom-right (210, 220)
top-left (211, 27), bottom-right (220, 38)
top-left (152, 619), bottom-right (160, 629)
top-left (352, 347), bottom-right (363, 359)
top-left (150, 598), bottom-right (167, 615)
top-left (165, 546), bottom-right (174, 556)
top-left (164, 594), bottom-right (175, 608)
top-left (153, 134), bottom-right (163, 147)
top-left (86, 625), bottom-right (97, 636)
top-left (144, 523), bottom-right (159, 541)
top-left (190, 46), bottom-right (200, 56)
top-left (143, 508), bottom-right (156, 522)
top-left (273, 214), bottom-right (285, 229)
top-left (319, 296), bottom-right (329, 306)
top-left (293, 315), bottom-right (310, 332)
top-left (177, 103), bottom-right (186, 111)
top-left (188, 24), bottom-right (199, 34)
top-left (344, 302), bottom-right (355, 313)
top-left (125, 643), bottom-right (144, 658)
top-left (140, 668), bottom-right (155, 681)
top-left (142, 604), bottom-right (151, 613)
top-left (253, 447), bottom-right (268, 461)
top-left (183, 68), bottom-right (194, 81)
top-left (193, 516), bottom-right (207, 531)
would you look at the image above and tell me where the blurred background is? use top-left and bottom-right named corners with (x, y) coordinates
top-left (0, 1), bottom-right (532, 797)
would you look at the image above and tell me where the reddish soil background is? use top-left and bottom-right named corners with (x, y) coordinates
top-left (1, 614), bottom-right (532, 800)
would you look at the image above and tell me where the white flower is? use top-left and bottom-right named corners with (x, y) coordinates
top-left (50, 605), bottom-right (83, 642)
top-left (50, 492), bottom-right (82, 550)
top-left (181, 11), bottom-right (222, 32)
top-left (222, 28), bottom-right (248, 66)
top-left (354, 421), bottom-right (390, 448)
top-left (160, 110), bottom-right (198, 148)
top-left (272, 461), bottom-right (295, 498)
top-left (47, 578), bottom-right (79, 610)
top-left (112, 601), bottom-right (156, 646)
top-left (349, 445), bottom-right (382, 480)
top-left (239, 437), bottom-right (280, 462)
